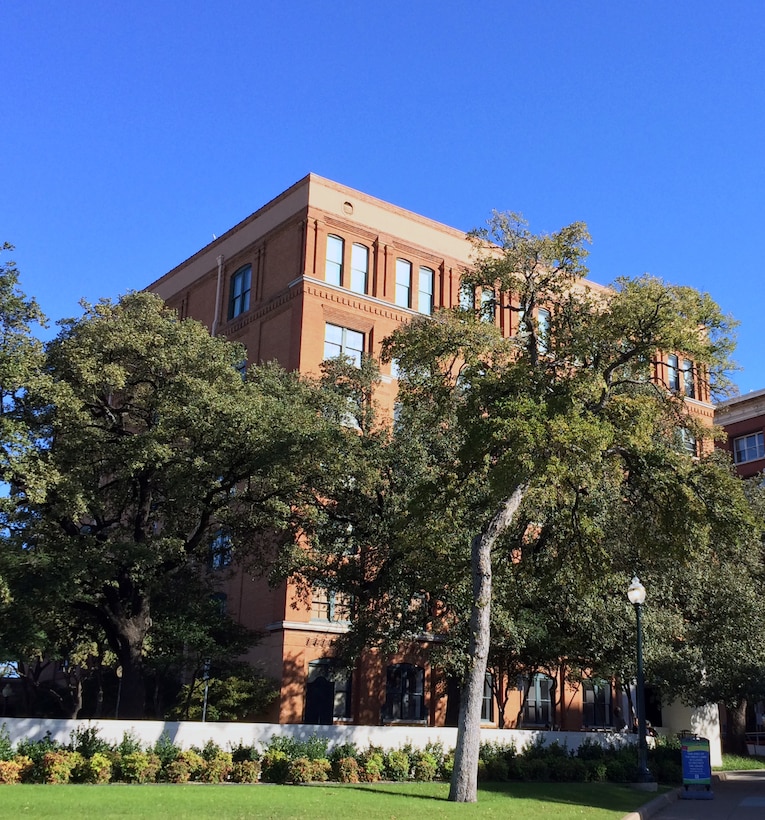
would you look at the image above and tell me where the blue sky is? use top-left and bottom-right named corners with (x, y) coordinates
top-left (4, 1), bottom-right (764, 394)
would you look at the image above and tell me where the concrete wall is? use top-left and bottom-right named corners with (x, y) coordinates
top-left (1, 715), bottom-right (641, 756)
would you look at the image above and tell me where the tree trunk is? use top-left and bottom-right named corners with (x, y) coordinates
top-left (449, 486), bottom-right (526, 803)
top-left (725, 700), bottom-right (749, 755)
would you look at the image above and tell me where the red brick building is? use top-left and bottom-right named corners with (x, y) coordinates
top-left (148, 174), bottom-right (715, 730)
top-left (715, 390), bottom-right (765, 478)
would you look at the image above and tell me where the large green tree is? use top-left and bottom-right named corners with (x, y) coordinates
top-left (378, 213), bottom-right (737, 802)
top-left (3, 292), bottom-right (346, 717)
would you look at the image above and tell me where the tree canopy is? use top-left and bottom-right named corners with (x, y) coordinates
top-left (0, 290), bottom-right (348, 717)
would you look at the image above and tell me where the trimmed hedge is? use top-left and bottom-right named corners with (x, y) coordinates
top-left (0, 722), bottom-right (682, 785)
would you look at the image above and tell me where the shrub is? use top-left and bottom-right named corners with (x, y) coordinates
top-left (385, 750), bottom-right (410, 781)
top-left (585, 759), bottom-right (608, 782)
top-left (200, 751), bottom-right (233, 783)
top-left (69, 725), bottom-right (112, 758)
top-left (287, 756), bottom-right (314, 784)
top-left (230, 742), bottom-right (259, 764)
top-left (440, 752), bottom-right (455, 781)
top-left (117, 732), bottom-right (143, 756)
top-left (73, 751), bottom-right (112, 784)
top-left (360, 749), bottom-right (384, 782)
top-left (165, 759), bottom-right (192, 784)
top-left (153, 733), bottom-right (181, 770)
top-left (0, 724), bottom-right (14, 761)
top-left (261, 749), bottom-right (291, 784)
top-left (264, 733), bottom-right (330, 761)
top-left (16, 733), bottom-right (60, 782)
top-left (230, 759), bottom-right (261, 783)
top-left (518, 757), bottom-right (549, 781)
top-left (173, 749), bottom-right (205, 782)
top-left (484, 756), bottom-right (509, 781)
top-left (576, 738), bottom-right (608, 761)
top-left (411, 750), bottom-right (438, 782)
top-left (42, 750), bottom-right (79, 784)
top-left (13, 755), bottom-right (33, 783)
top-left (605, 759), bottom-right (632, 783)
top-left (119, 751), bottom-right (160, 784)
top-left (0, 759), bottom-right (23, 784)
top-left (328, 741), bottom-right (359, 765)
top-left (548, 756), bottom-right (587, 782)
top-left (333, 756), bottom-right (360, 783)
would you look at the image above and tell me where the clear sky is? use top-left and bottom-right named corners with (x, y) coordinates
top-left (4, 1), bottom-right (764, 395)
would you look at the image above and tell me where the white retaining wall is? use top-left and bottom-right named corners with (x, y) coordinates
top-left (1, 716), bottom-right (639, 756)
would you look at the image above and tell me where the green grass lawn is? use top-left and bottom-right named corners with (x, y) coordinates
top-left (0, 781), bottom-right (661, 819)
top-left (718, 754), bottom-right (765, 771)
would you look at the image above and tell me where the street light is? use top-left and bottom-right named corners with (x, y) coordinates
top-left (627, 576), bottom-right (654, 784)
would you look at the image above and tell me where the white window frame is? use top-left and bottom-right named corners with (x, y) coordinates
top-left (323, 323), bottom-right (364, 368)
top-left (734, 431), bottom-right (765, 464)
top-left (418, 266), bottom-right (434, 315)
top-left (667, 354), bottom-right (680, 391)
top-left (351, 243), bottom-right (369, 295)
top-left (325, 235), bottom-right (344, 286)
top-left (395, 259), bottom-right (412, 308)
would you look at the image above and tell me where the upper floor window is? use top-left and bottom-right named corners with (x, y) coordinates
top-left (734, 431), bottom-right (765, 464)
top-left (667, 354), bottom-right (680, 391)
top-left (324, 323), bottom-right (364, 368)
top-left (682, 359), bottom-right (695, 399)
top-left (325, 235), bottom-right (344, 286)
top-left (418, 267), bottom-right (434, 315)
top-left (228, 265), bottom-right (251, 320)
top-left (537, 308), bottom-right (551, 354)
top-left (209, 528), bottom-right (233, 569)
top-left (350, 243), bottom-right (369, 294)
top-left (480, 288), bottom-right (496, 323)
top-left (459, 283), bottom-right (475, 311)
top-left (395, 259), bottom-right (412, 308)
top-left (680, 428), bottom-right (698, 457)
top-left (311, 587), bottom-right (351, 622)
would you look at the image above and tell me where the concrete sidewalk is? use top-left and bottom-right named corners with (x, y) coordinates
top-left (623, 770), bottom-right (765, 820)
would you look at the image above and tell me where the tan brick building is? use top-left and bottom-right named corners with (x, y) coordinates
top-left (148, 173), bottom-right (715, 731)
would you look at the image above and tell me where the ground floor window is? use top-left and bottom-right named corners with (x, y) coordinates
top-left (582, 679), bottom-right (612, 728)
top-left (383, 663), bottom-right (425, 721)
top-left (304, 659), bottom-right (352, 724)
top-left (523, 673), bottom-right (553, 726)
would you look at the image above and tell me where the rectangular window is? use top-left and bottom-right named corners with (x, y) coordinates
top-left (459, 283), bottom-right (475, 311)
top-left (734, 431), bottom-right (765, 464)
top-left (228, 265), bottom-right (251, 319)
top-left (311, 588), bottom-right (350, 622)
top-left (481, 673), bottom-right (494, 723)
top-left (383, 663), bottom-right (425, 721)
top-left (325, 235), bottom-right (344, 286)
top-left (209, 529), bottom-right (233, 569)
top-left (480, 288), bottom-right (495, 323)
top-left (418, 267), bottom-right (434, 315)
top-left (537, 308), bottom-right (551, 354)
top-left (524, 674), bottom-right (552, 725)
top-left (680, 428), bottom-right (697, 456)
top-left (324, 323), bottom-right (364, 368)
top-left (682, 359), bottom-right (695, 399)
top-left (667, 354), bottom-right (680, 391)
top-left (395, 259), bottom-right (412, 308)
top-left (582, 680), bottom-right (612, 728)
top-left (350, 243), bottom-right (368, 294)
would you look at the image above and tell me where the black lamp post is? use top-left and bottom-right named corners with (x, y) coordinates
top-left (627, 576), bottom-right (654, 784)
